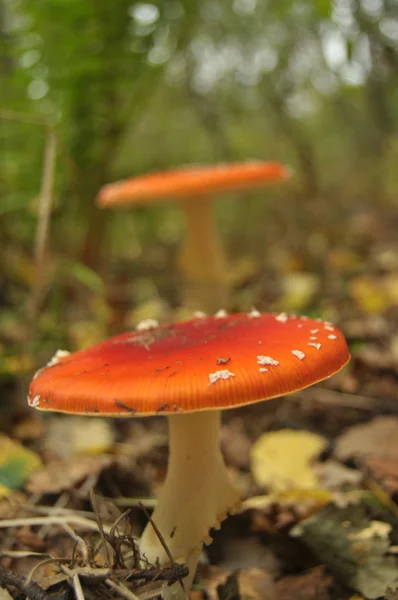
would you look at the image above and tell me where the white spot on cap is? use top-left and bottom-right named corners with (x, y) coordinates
top-left (308, 342), bottom-right (322, 350)
top-left (325, 325), bottom-right (335, 331)
top-left (292, 350), bottom-right (305, 360)
top-left (257, 355), bottom-right (279, 366)
top-left (194, 311), bottom-right (206, 319)
top-left (32, 367), bottom-right (45, 380)
top-left (259, 367), bottom-right (268, 373)
top-left (136, 319), bottom-right (159, 331)
top-left (310, 336), bottom-right (317, 340)
top-left (328, 334), bottom-right (337, 339)
top-left (275, 312), bottom-right (288, 323)
top-left (214, 309), bottom-right (228, 319)
top-left (29, 394), bottom-right (41, 407)
top-left (47, 349), bottom-right (70, 368)
top-left (310, 329), bottom-right (319, 334)
top-left (297, 324), bottom-right (303, 328)
top-left (248, 307), bottom-right (261, 318)
top-left (208, 369), bottom-right (236, 385)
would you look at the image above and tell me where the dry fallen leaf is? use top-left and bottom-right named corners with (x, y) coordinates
top-left (275, 566), bottom-right (334, 600)
top-left (45, 415), bottom-right (115, 458)
top-left (292, 503), bottom-right (398, 599)
top-left (315, 460), bottom-right (362, 491)
top-left (221, 418), bottom-right (251, 470)
top-left (27, 454), bottom-right (111, 494)
top-left (251, 429), bottom-right (327, 493)
top-left (217, 569), bottom-right (275, 600)
top-left (335, 416), bottom-right (398, 463)
top-left (366, 456), bottom-right (398, 494)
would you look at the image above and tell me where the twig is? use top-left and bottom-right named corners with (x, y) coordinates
top-left (0, 515), bottom-right (110, 534)
top-left (0, 551), bottom-right (53, 559)
top-left (38, 492), bottom-right (70, 538)
top-left (112, 497), bottom-right (157, 509)
top-left (0, 566), bottom-right (58, 600)
top-left (60, 522), bottom-right (91, 564)
top-left (104, 578), bottom-right (140, 600)
top-left (27, 124), bottom-right (57, 334)
top-left (71, 573), bottom-right (86, 600)
top-left (137, 501), bottom-right (186, 593)
top-left (21, 504), bottom-right (95, 518)
top-left (137, 502), bottom-right (175, 569)
top-left (90, 489), bottom-right (112, 568)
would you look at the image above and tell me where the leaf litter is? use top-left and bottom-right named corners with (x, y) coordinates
top-left (3, 323), bottom-right (398, 599)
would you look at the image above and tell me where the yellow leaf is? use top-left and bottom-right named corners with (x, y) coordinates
top-left (251, 429), bottom-right (327, 493)
top-left (0, 435), bottom-right (42, 496)
top-left (348, 276), bottom-right (389, 314)
top-left (226, 256), bottom-right (259, 287)
top-left (276, 272), bottom-right (320, 312)
top-left (45, 416), bottom-right (115, 458)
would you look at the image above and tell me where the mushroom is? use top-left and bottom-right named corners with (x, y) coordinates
top-left (96, 162), bottom-right (289, 312)
top-left (28, 311), bottom-right (349, 599)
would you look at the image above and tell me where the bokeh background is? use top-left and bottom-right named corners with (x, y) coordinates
top-left (1, 0), bottom-right (398, 383)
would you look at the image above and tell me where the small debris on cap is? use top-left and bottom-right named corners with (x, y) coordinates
top-left (275, 312), bottom-right (288, 323)
top-left (214, 309), bottom-right (228, 319)
top-left (194, 311), bottom-right (206, 319)
top-left (217, 357), bottom-right (231, 365)
top-left (47, 349), bottom-right (70, 368)
top-left (29, 394), bottom-right (41, 407)
top-left (257, 355), bottom-right (279, 366)
top-left (308, 342), bottom-right (322, 350)
top-left (292, 350), bottom-right (305, 360)
top-left (248, 307), bottom-right (261, 318)
top-left (208, 369), bottom-right (236, 385)
top-left (136, 319), bottom-right (159, 331)
top-left (328, 334), bottom-right (337, 340)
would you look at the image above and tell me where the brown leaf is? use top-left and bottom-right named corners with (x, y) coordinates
top-left (366, 456), bottom-right (398, 494)
top-left (26, 454), bottom-right (111, 494)
top-left (221, 419), bottom-right (251, 470)
top-left (217, 569), bottom-right (275, 600)
top-left (335, 416), bottom-right (398, 463)
top-left (16, 527), bottom-right (47, 551)
top-left (275, 566), bottom-right (334, 600)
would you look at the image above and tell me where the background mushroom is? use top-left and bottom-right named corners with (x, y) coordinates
top-left (97, 162), bottom-right (289, 312)
top-left (28, 311), bottom-right (349, 599)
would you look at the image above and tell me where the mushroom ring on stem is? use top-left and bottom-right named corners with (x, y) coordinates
top-left (28, 311), bottom-right (349, 599)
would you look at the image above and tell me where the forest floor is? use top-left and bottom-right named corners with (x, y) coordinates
top-left (2, 287), bottom-right (398, 600)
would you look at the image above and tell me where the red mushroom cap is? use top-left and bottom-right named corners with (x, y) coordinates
top-left (28, 312), bottom-right (349, 416)
top-left (97, 162), bottom-right (289, 207)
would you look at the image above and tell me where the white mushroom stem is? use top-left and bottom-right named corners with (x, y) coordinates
top-left (139, 410), bottom-right (240, 599)
top-left (178, 197), bottom-right (229, 311)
